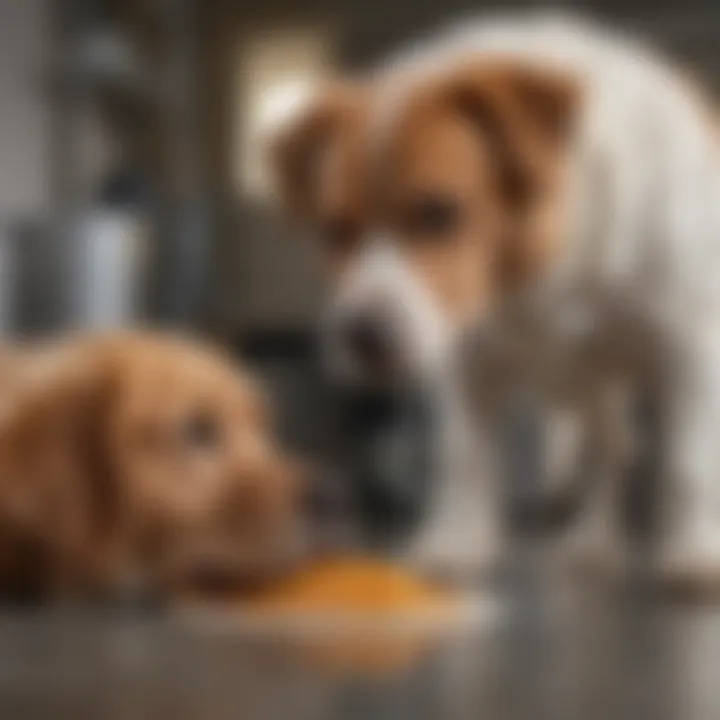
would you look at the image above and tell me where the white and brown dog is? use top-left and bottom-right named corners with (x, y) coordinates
top-left (268, 13), bottom-right (720, 592)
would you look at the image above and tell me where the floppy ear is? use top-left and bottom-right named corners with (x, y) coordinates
top-left (267, 83), bottom-right (364, 219)
top-left (446, 61), bottom-right (580, 287)
top-left (0, 351), bottom-right (122, 596)
top-left (450, 61), bottom-right (580, 207)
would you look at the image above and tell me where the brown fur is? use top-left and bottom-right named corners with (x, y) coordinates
top-left (270, 61), bottom-right (580, 324)
top-left (269, 83), bottom-right (368, 221)
top-left (0, 332), bottom-right (302, 600)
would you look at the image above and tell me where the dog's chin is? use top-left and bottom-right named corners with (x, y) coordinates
top-left (162, 550), bottom-right (305, 599)
top-left (131, 533), bottom-right (308, 601)
top-left (178, 562), bottom-right (282, 597)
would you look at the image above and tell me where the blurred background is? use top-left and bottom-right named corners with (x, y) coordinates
top-left (2, 0), bottom-right (718, 344)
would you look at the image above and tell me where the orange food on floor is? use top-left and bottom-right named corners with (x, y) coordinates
top-left (245, 556), bottom-right (450, 615)
top-left (243, 556), bottom-right (454, 675)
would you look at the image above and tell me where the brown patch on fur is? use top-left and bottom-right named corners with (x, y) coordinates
top-left (374, 60), bottom-right (580, 315)
top-left (268, 83), bottom-right (368, 221)
top-left (0, 332), bottom-right (302, 599)
top-left (269, 60), bottom-right (580, 325)
top-left (443, 61), bottom-right (579, 290)
top-left (378, 100), bottom-right (503, 324)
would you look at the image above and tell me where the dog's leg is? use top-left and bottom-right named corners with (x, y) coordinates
top-left (657, 329), bottom-right (720, 597)
top-left (538, 402), bottom-right (588, 523)
top-left (408, 366), bottom-right (505, 583)
top-left (561, 383), bottom-right (635, 577)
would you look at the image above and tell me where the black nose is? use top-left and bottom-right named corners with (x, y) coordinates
top-left (341, 313), bottom-right (395, 374)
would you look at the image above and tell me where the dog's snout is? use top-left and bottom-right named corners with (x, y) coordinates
top-left (340, 313), bottom-right (396, 375)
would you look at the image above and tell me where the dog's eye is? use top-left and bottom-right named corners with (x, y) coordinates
top-left (321, 215), bottom-right (359, 253)
top-left (182, 414), bottom-right (220, 450)
top-left (405, 195), bottom-right (461, 238)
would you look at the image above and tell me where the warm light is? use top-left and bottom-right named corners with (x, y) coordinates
top-left (234, 27), bottom-right (334, 199)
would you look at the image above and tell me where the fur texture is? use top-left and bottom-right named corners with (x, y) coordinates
top-left (0, 332), bottom-right (302, 600)
top-left (269, 13), bottom-right (720, 591)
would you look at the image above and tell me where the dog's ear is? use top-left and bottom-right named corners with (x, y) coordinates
top-left (449, 61), bottom-right (580, 207)
top-left (267, 83), bottom-right (365, 219)
top-left (444, 61), bottom-right (580, 288)
top-left (0, 349), bottom-right (123, 595)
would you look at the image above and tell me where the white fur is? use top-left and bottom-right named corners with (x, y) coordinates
top-left (327, 236), bottom-right (454, 384)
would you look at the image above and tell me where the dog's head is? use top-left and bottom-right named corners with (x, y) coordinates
top-left (0, 333), bottom-right (303, 598)
top-left (270, 60), bottom-right (580, 385)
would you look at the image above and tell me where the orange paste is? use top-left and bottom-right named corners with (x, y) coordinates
top-left (246, 556), bottom-right (450, 615)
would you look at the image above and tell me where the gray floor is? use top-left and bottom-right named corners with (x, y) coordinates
top-left (0, 556), bottom-right (717, 720)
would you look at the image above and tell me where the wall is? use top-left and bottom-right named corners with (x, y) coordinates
top-left (0, 0), bottom-right (49, 219)
top-left (0, 0), bottom-right (49, 333)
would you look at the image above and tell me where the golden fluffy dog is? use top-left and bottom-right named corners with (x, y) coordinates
top-left (0, 332), bottom-right (303, 600)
